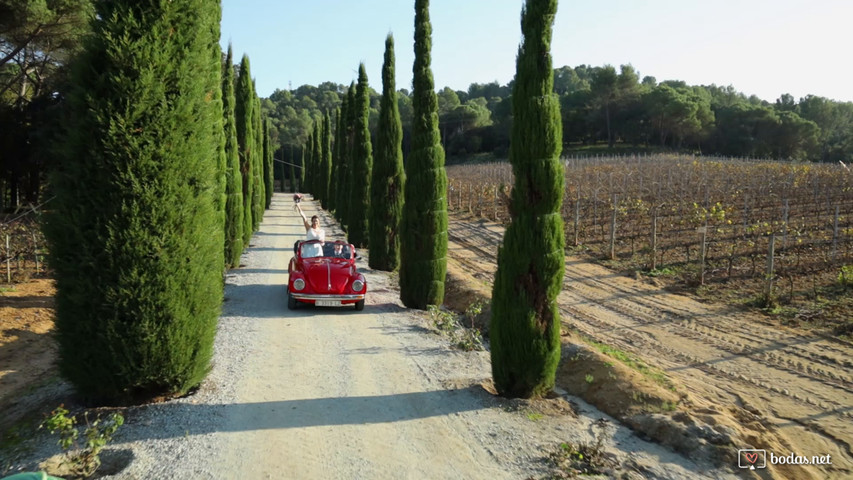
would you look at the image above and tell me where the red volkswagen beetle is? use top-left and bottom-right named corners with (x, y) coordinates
top-left (287, 240), bottom-right (367, 310)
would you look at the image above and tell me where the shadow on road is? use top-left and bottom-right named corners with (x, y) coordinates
top-left (116, 389), bottom-right (484, 442)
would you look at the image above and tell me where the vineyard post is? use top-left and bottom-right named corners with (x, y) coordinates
top-left (610, 194), bottom-right (617, 260)
top-left (832, 205), bottom-right (839, 262)
top-left (765, 234), bottom-right (776, 305)
top-left (699, 223), bottom-right (707, 285)
top-left (467, 183), bottom-right (472, 214)
top-left (651, 207), bottom-right (658, 270)
top-left (782, 198), bottom-right (789, 250)
top-left (5, 234), bottom-right (9, 283)
top-left (493, 185), bottom-right (498, 221)
top-left (33, 231), bottom-right (39, 274)
top-left (573, 189), bottom-right (580, 246)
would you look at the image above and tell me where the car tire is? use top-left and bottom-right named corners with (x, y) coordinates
top-left (354, 299), bottom-right (365, 311)
top-left (287, 290), bottom-right (297, 310)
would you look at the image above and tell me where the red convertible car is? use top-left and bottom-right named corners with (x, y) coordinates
top-left (287, 240), bottom-right (367, 310)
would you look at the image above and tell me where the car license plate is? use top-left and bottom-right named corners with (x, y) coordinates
top-left (316, 300), bottom-right (341, 307)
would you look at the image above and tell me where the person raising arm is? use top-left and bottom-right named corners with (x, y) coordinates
top-left (295, 203), bottom-right (325, 257)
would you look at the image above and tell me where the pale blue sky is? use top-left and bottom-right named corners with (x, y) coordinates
top-left (220, 0), bottom-right (853, 103)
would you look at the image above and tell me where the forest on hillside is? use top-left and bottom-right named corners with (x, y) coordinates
top-left (263, 64), bottom-right (853, 173)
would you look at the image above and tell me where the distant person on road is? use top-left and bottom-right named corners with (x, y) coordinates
top-left (295, 203), bottom-right (324, 257)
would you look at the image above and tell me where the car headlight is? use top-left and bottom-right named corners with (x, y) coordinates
top-left (351, 279), bottom-right (364, 292)
top-left (293, 278), bottom-right (305, 291)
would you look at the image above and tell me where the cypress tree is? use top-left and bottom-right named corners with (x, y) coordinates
top-left (369, 34), bottom-right (405, 271)
top-left (210, 45), bottom-right (227, 271)
top-left (305, 131), bottom-right (314, 194)
top-left (320, 110), bottom-right (332, 210)
top-left (312, 120), bottom-right (322, 200)
top-left (302, 135), bottom-right (310, 193)
top-left (490, 0), bottom-right (564, 399)
top-left (399, 0), bottom-right (448, 309)
top-left (335, 84), bottom-right (355, 227)
top-left (328, 107), bottom-right (341, 213)
top-left (223, 45), bottom-right (244, 268)
top-left (44, 0), bottom-right (224, 400)
top-left (348, 63), bottom-right (373, 247)
top-left (236, 54), bottom-right (254, 244)
top-left (251, 92), bottom-right (263, 229)
top-left (299, 143), bottom-right (306, 192)
top-left (264, 118), bottom-right (273, 208)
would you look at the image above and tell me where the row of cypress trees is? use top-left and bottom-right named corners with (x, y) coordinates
top-left (299, 2), bottom-right (443, 295)
top-left (300, 0), bottom-right (566, 399)
top-left (46, 0), bottom-right (563, 402)
top-left (44, 0), bottom-right (275, 402)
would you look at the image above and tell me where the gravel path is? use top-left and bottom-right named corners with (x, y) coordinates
top-left (5, 194), bottom-right (736, 479)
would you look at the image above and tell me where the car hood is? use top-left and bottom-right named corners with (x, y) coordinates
top-left (303, 259), bottom-right (354, 294)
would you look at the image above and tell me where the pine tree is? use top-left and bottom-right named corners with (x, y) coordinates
top-left (348, 63), bottom-right (373, 247)
top-left (490, 0), bottom-right (564, 399)
top-left (223, 44), bottom-right (244, 268)
top-left (44, 0), bottom-right (224, 400)
top-left (399, 0), bottom-right (448, 309)
top-left (251, 92), bottom-right (263, 229)
top-left (264, 118), bottom-right (273, 208)
top-left (320, 111), bottom-right (332, 210)
top-left (236, 54), bottom-right (255, 244)
top-left (369, 34), bottom-right (405, 271)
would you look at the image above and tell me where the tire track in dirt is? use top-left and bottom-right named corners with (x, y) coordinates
top-left (447, 214), bottom-right (853, 479)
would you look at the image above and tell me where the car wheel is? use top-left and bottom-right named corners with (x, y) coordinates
top-left (354, 299), bottom-right (365, 311)
top-left (287, 290), bottom-right (297, 310)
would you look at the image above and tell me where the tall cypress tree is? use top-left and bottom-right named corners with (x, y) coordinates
top-left (490, 0), bottom-right (564, 399)
top-left (320, 110), bottom-right (332, 210)
top-left (264, 118), bottom-right (273, 209)
top-left (44, 0), bottom-right (223, 400)
top-left (369, 34), bottom-right (405, 271)
top-left (336, 83), bottom-right (356, 227)
top-left (312, 119), bottom-right (322, 200)
top-left (236, 54), bottom-right (254, 244)
top-left (348, 63), bottom-right (373, 247)
top-left (290, 159), bottom-right (297, 193)
top-left (328, 107), bottom-right (341, 214)
top-left (303, 132), bottom-right (312, 193)
top-left (299, 143), bottom-right (306, 192)
top-left (209, 42), bottom-right (226, 272)
top-left (251, 92), bottom-right (263, 229)
top-left (399, 0), bottom-right (448, 309)
top-left (223, 45), bottom-right (244, 267)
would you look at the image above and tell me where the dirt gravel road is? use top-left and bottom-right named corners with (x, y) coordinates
top-left (203, 196), bottom-right (728, 479)
top-left (447, 214), bottom-right (853, 480)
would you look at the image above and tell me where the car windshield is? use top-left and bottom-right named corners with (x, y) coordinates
top-left (299, 242), bottom-right (350, 259)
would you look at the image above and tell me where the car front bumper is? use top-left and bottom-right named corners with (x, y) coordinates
top-left (290, 293), bottom-right (365, 302)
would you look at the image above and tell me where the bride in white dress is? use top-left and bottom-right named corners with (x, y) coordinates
top-left (295, 203), bottom-right (325, 257)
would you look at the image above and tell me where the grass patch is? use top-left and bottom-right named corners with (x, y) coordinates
top-left (582, 337), bottom-right (675, 391)
top-left (525, 411), bottom-right (544, 422)
top-left (643, 266), bottom-right (679, 277)
top-left (546, 419), bottom-right (614, 478)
